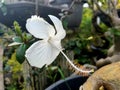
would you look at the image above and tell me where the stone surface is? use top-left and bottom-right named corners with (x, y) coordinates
top-left (80, 62), bottom-right (120, 90)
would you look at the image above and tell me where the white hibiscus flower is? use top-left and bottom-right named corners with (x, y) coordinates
top-left (25, 15), bottom-right (92, 73)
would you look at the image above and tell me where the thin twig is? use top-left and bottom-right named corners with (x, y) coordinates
top-left (95, 2), bottom-right (107, 15)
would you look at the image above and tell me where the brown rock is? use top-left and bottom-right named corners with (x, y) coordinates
top-left (80, 62), bottom-right (120, 90)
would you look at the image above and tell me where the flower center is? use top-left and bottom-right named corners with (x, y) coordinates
top-left (48, 37), bottom-right (53, 44)
top-left (48, 37), bottom-right (57, 48)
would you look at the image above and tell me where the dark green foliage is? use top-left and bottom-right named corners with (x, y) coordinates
top-left (65, 35), bottom-right (92, 64)
top-left (16, 44), bottom-right (27, 64)
top-left (46, 66), bottom-right (65, 84)
top-left (13, 21), bottom-right (22, 36)
top-left (13, 36), bottom-right (22, 43)
top-left (65, 8), bottom-right (110, 64)
top-left (109, 27), bottom-right (120, 36)
top-left (12, 21), bottom-right (34, 64)
top-left (13, 21), bottom-right (33, 44)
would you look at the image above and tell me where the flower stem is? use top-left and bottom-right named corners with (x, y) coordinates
top-left (60, 50), bottom-right (93, 73)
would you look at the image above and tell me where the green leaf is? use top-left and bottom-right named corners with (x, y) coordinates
top-left (58, 67), bottom-right (65, 79)
top-left (4, 65), bottom-right (11, 72)
top-left (13, 36), bottom-right (22, 43)
top-left (26, 33), bottom-right (33, 41)
top-left (114, 31), bottom-right (120, 36)
top-left (16, 44), bottom-right (27, 64)
top-left (13, 21), bottom-right (22, 35)
top-left (109, 28), bottom-right (120, 36)
top-left (74, 47), bottom-right (81, 54)
top-left (76, 41), bottom-right (82, 48)
top-left (62, 19), bottom-right (68, 29)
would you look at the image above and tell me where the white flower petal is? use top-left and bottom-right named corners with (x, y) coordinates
top-left (48, 15), bottom-right (66, 40)
top-left (26, 15), bottom-right (55, 39)
top-left (49, 39), bottom-right (62, 50)
top-left (25, 40), bottom-right (60, 68)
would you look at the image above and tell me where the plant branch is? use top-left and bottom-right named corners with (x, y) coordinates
top-left (110, 0), bottom-right (118, 17)
top-left (95, 2), bottom-right (107, 15)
